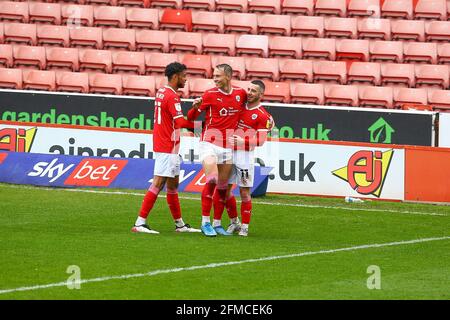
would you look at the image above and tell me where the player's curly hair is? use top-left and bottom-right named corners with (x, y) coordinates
top-left (165, 62), bottom-right (187, 80)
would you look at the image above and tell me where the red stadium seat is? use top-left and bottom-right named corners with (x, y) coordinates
top-left (29, 2), bottom-right (62, 25)
top-left (79, 49), bottom-right (112, 73)
top-left (324, 84), bottom-right (359, 107)
top-left (393, 87), bottom-right (428, 108)
top-left (37, 25), bottom-right (70, 47)
top-left (262, 81), bottom-right (290, 103)
top-left (357, 18), bottom-right (391, 40)
top-left (291, 15), bottom-right (324, 37)
top-left (22, 69), bottom-right (56, 91)
top-left (169, 31), bottom-right (203, 54)
top-left (103, 28), bottom-right (136, 51)
top-left (336, 39), bottom-right (369, 62)
top-left (391, 20), bottom-right (425, 42)
top-left (183, 0), bottom-right (216, 11)
top-left (415, 64), bottom-right (449, 89)
top-left (69, 26), bottom-right (102, 49)
top-left (403, 42), bottom-right (437, 64)
top-left (224, 12), bottom-right (257, 34)
top-left (215, 0), bottom-right (248, 12)
top-left (245, 57), bottom-right (279, 81)
top-left (160, 9), bottom-right (192, 32)
top-left (0, 1), bottom-right (28, 23)
top-left (257, 14), bottom-right (291, 36)
top-left (313, 60), bottom-right (347, 84)
top-left (93, 5), bottom-right (126, 28)
top-left (189, 78), bottom-right (215, 97)
top-left (425, 21), bottom-right (450, 41)
top-left (46, 47), bottom-right (80, 71)
top-left (86, 0), bottom-right (118, 5)
top-left (302, 37), bottom-right (335, 60)
top-left (0, 67), bottom-right (22, 89)
top-left (211, 55), bottom-right (246, 79)
top-left (428, 89), bottom-right (450, 110)
top-left (154, 74), bottom-right (189, 97)
top-left (381, 63), bottom-right (415, 87)
top-left (126, 7), bottom-right (159, 29)
top-left (181, 54), bottom-right (212, 77)
top-left (89, 73), bottom-right (123, 95)
top-left (61, 4), bottom-right (94, 27)
top-left (150, 0), bottom-right (182, 9)
top-left (0, 23), bottom-right (3, 44)
top-left (347, 61), bottom-right (381, 86)
top-left (281, 0), bottom-right (314, 15)
top-left (232, 79), bottom-right (251, 91)
top-left (0, 44), bottom-right (13, 68)
top-left (437, 43), bottom-right (450, 64)
top-left (136, 30), bottom-right (169, 52)
top-left (268, 36), bottom-right (302, 59)
top-left (202, 33), bottom-right (236, 56)
top-left (248, 0), bottom-right (281, 14)
top-left (118, 0), bottom-right (151, 7)
top-left (112, 51), bottom-right (145, 75)
top-left (290, 83), bottom-right (324, 105)
top-left (358, 85), bottom-right (393, 109)
top-left (122, 74), bottom-right (156, 96)
top-left (13, 45), bottom-right (46, 70)
top-left (314, 0), bottom-right (347, 17)
top-left (4, 23), bottom-right (37, 46)
top-left (369, 40), bottom-right (403, 63)
top-left (381, 0), bottom-right (413, 19)
top-left (279, 59), bottom-right (312, 82)
top-left (55, 71), bottom-right (89, 93)
top-left (144, 52), bottom-right (178, 74)
top-left (324, 17), bottom-right (357, 39)
top-left (414, 0), bottom-right (447, 20)
top-left (236, 34), bottom-right (269, 58)
top-left (347, 0), bottom-right (380, 18)
top-left (192, 11), bottom-right (224, 33)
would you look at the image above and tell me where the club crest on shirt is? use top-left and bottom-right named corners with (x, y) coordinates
top-left (236, 96), bottom-right (240, 102)
top-left (252, 113), bottom-right (258, 120)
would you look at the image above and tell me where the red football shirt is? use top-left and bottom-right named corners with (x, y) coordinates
top-left (198, 86), bottom-right (247, 148)
top-left (152, 86), bottom-right (184, 154)
top-left (234, 104), bottom-right (275, 151)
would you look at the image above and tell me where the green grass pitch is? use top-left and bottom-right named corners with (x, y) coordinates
top-left (0, 183), bottom-right (449, 300)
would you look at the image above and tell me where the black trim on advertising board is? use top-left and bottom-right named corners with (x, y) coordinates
top-left (0, 90), bottom-right (434, 146)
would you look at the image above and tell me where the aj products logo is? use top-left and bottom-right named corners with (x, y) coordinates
top-left (332, 150), bottom-right (394, 197)
top-left (0, 127), bottom-right (37, 152)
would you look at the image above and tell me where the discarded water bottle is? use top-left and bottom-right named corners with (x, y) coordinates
top-left (345, 196), bottom-right (364, 203)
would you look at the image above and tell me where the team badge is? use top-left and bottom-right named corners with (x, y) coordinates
top-left (252, 114), bottom-right (258, 120)
top-left (236, 96), bottom-right (240, 102)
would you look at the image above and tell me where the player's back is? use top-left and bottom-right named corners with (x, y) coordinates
top-left (153, 86), bottom-right (184, 154)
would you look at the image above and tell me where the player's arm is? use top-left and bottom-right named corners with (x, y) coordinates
top-left (187, 93), bottom-right (208, 121)
top-left (168, 97), bottom-right (195, 129)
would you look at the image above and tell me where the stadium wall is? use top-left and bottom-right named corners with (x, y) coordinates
top-left (1, 121), bottom-right (449, 203)
top-left (0, 89), bottom-right (436, 146)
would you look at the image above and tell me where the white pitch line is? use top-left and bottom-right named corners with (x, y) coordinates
top-left (1, 184), bottom-right (447, 217)
top-left (0, 235), bottom-right (449, 295)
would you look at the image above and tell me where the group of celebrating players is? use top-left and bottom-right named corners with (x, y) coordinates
top-left (131, 62), bottom-right (274, 237)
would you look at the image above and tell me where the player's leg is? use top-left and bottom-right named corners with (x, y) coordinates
top-left (132, 175), bottom-right (166, 234)
top-left (238, 187), bottom-right (252, 237)
top-left (200, 153), bottom-right (219, 236)
top-left (212, 162), bottom-right (234, 235)
top-left (225, 183), bottom-right (241, 234)
top-left (166, 176), bottom-right (200, 233)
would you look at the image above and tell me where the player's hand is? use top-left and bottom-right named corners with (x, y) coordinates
top-left (192, 97), bottom-right (202, 108)
top-left (228, 135), bottom-right (245, 147)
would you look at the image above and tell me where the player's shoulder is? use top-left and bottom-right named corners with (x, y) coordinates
top-left (158, 86), bottom-right (179, 100)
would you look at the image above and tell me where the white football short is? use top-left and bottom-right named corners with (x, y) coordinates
top-left (199, 141), bottom-right (232, 164)
top-left (153, 152), bottom-right (181, 178)
top-left (229, 150), bottom-right (255, 187)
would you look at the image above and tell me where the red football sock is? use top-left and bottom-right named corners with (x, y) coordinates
top-left (139, 185), bottom-right (161, 219)
top-left (226, 194), bottom-right (238, 220)
top-left (201, 174), bottom-right (217, 217)
top-left (241, 195), bottom-right (252, 225)
top-left (166, 187), bottom-right (181, 220)
top-left (213, 181), bottom-right (228, 221)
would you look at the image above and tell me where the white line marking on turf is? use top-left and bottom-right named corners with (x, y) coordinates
top-left (2, 184), bottom-right (447, 217)
top-left (0, 236), bottom-right (449, 295)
